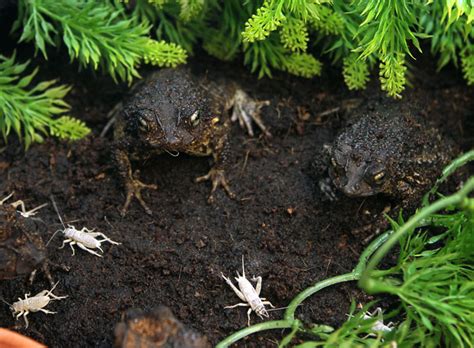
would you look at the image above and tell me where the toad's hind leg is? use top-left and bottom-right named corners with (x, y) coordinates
top-left (114, 148), bottom-right (158, 216)
top-left (195, 131), bottom-right (235, 203)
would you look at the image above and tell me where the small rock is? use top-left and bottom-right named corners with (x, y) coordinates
top-left (114, 306), bottom-right (210, 348)
top-left (195, 240), bottom-right (205, 249)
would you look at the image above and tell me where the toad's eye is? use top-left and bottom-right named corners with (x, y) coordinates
top-left (138, 117), bottom-right (148, 131)
top-left (330, 157), bottom-right (345, 177)
top-left (190, 110), bottom-right (200, 127)
top-left (373, 171), bottom-right (385, 182)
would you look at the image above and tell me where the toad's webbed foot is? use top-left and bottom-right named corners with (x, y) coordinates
top-left (195, 168), bottom-right (235, 203)
top-left (231, 89), bottom-right (271, 138)
top-left (121, 171), bottom-right (158, 216)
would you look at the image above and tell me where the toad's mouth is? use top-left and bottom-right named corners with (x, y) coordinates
top-left (331, 173), bottom-right (380, 197)
top-left (339, 180), bottom-right (380, 197)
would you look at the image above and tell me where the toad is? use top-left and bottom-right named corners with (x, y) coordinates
top-left (113, 68), bottom-right (269, 216)
top-left (328, 100), bottom-right (456, 205)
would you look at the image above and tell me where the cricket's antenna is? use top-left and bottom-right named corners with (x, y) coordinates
top-left (49, 280), bottom-right (60, 293)
top-left (24, 202), bottom-right (49, 216)
top-left (45, 229), bottom-right (63, 247)
top-left (266, 304), bottom-right (303, 312)
top-left (0, 192), bottom-right (14, 205)
top-left (50, 195), bottom-right (65, 229)
top-left (0, 297), bottom-right (12, 308)
top-left (242, 255), bottom-right (245, 278)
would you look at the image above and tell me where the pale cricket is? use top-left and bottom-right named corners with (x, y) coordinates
top-left (221, 255), bottom-right (275, 326)
top-left (47, 195), bottom-right (120, 258)
top-left (2, 281), bottom-right (67, 328)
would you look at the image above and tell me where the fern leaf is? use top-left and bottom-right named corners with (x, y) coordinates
top-left (379, 52), bottom-right (407, 98)
top-left (0, 54), bottom-right (90, 148)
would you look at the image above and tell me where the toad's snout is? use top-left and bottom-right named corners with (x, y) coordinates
top-left (165, 134), bottom-right (180, 147)
top-left (342, 181), bottom-right (375, 197)
top-left (342, 183), bottom-right (362, 196)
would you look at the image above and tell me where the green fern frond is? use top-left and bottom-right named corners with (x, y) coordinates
top-left (242, 1), bottom-right (285, 43)
top-left (282, 53), bottom-right (322, 78)
top-left (143, 39), bottom-right (188, 67)
top-left (311, 6), bottom-right (344, 36)
top-left (203, 29), bottom-right (242, 61)
top-left (243, 34), bottom-right (288, 78)
top-left (421, 1), bottom-right (473, 74)
top-left (320, 1), bottom-right (365, 65)
top-left (10, 0), bottom-right (474, 103)
top-left (148, 0), bottom-right (168, 7)
top-left (281, 0), bottom-right (324, 20)
top-left (143, 0), bottom-right (205, 21)
top-left (0, 54), bottom-right (89, 148)
top-left (242, 0), bottom-right (327, 43)
top-left (49, 116), bottom-right (90, 140)
top-left (13, 0), bottom-right (186, 84)
top-left (461, 50), bottom-right (474, 85)
top-left (134, 0), bottom-right (202, 53)
top-left (356, 0), bottom-right (422, 60)
top-left (343, 54), bottom-right (370, 90)
top-left (436, 0), bottom-right (473, 24)
top-left (178, 0), bottom-right (205, 21)
top-left (379, 52), bottom-right (407, 98)
top-left (202, 0), bottom-right (253, 61)
top-left (280, 18), bottom-right (308, 51)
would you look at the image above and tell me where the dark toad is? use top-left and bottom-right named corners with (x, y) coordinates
top-left (113, 68), bottom-right (269, 216)
top-left (329, 100), bottom-right (456, 205)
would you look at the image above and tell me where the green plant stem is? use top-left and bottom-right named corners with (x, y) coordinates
top-left (285, 229), bottom-right (393, 321)
top-left (360, 177), bottom-right (474, 293)
top-left (284, 273), bottom-right (358, 321)
top-left (423, 150), bottom-right (474, 205)
top-left (353, 229), bottom-right (395, 275)
top-left (215, 320), bottom-right (295, 348)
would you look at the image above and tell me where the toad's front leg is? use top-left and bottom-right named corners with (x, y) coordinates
top-left (195, 133), bottom-right (235, 203)
top-left (205, 81), bottom-right (270, 137)
top-left (228, 88), bottom-right (270, 138)
top-left (113, 148), bottom-right (158, 216)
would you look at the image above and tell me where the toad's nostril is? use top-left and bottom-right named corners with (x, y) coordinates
top-left (343, 184), bottom-right (360, 196)
top-left (166, 134), bottom-right (179, 145)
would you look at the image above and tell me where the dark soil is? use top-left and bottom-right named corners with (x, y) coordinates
top-left (0, 46), bottom-right (472, 347)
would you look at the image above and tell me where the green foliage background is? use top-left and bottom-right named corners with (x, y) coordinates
top-left (0, 0), bottom-right (473, 146)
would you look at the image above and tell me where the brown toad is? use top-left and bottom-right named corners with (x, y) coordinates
top-left (113, 68), bottom-right (269, 216)
top-left (328, 100), bottom-right (456, 205)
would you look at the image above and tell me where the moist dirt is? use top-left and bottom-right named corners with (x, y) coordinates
top-left (0, 47), bottom-right (472, 347)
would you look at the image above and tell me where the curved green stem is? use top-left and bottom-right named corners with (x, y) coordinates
top-left (215, 320), bottom-right (295, 348)
top-left (360, 177), bottom-right (474, 293)
top-left (284, 273), bottom-right (357, 321)
top-left (353, 229), bottom-right (394, 276)
top-left (422, 150), bottom-right (474, 206)
top-left (284, 229), bottom-right (392, 321)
